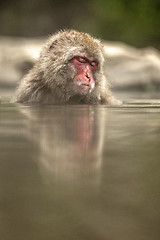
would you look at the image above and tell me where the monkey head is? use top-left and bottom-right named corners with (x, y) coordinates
top-left (40, 30), bottom-right (106, 101)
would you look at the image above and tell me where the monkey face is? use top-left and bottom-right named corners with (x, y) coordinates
top-left (71, 55), bottom-right (98, 94)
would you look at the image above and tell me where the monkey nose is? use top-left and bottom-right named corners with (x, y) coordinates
top-left (85, 73), bottom-right (91, 81)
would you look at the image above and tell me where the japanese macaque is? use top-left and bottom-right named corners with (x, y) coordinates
top-left (14, 29), bottom-right (117, 104)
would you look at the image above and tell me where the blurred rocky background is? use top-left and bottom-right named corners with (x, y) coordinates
top-left (0, 0), bottom-right (160, 99)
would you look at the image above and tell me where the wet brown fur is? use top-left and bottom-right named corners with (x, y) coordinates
top-left (13, 29), bottom-right (117, 104)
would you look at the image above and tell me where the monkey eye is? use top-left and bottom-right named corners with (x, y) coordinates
top-left (77, 56), bottom-right (87, 63)
top-left (90, 61), bottom-right (98, 67)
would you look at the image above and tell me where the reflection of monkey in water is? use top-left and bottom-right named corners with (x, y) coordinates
top-left (20, 106), bottom-right (106, 183)
top-left (14, 30), bottom-right (118, 104)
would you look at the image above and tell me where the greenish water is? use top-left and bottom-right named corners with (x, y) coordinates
top-left (0, 99), bottom-right (160, 240)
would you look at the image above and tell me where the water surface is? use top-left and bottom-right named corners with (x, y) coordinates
top-left (0, 98), bottom-right (160, 240)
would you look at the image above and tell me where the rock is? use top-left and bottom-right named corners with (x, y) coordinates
top-left (0, 36), bottom-right (160, 95)
top-left (104, 41), bottom-right (160, 91)
top-left (0, 36), bottom-right (43, 88)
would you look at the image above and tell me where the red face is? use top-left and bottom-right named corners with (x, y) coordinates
top-left (72, 55), bottom-right (98, 93)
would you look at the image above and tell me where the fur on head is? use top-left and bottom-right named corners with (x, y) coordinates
top-left (39, 30), bottom-right (106, 102)
top-left (14, 29), bottom-right (115, 104)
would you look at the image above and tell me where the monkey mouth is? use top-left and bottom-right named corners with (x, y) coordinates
top-left (76, 81), bottom-right (95, 92)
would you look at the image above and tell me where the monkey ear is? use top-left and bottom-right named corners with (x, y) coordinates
top-left (49, 40), bottom-right (58, 50)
